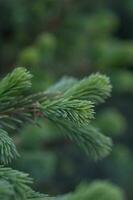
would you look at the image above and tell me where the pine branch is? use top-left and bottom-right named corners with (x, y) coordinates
top-left (63, 73), bottom-right (112, 104)
top-left (60, 125), bottom-right (112, 160)
top-left (0, 180), bottom-right (14, 198)
top-left (0, 129), bottom-right (19, 164)
top-left (0, 166), bottom-right (50, 200)
top-left (0, 67), bottom-right (32, 100)
top-left (0, 67), bottom-right (113, 199)
top-left (0, 93), bottom-right (44, 131)
top-left (41, 98), bottom-right (94, 127)
top-left (0, 67), bottom-right (35, 130)
top-left (0, 67), bottom-right (112, 163)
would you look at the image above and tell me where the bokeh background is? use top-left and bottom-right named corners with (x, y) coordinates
top-left (0, 0), bottom-right (133, 199)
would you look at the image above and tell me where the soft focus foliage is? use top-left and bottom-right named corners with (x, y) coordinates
top-left (0, 67), bottom-right (113, 199)
top-left (70, 181), bottom-right (125, 200)
top-left (0, 0), bottom-right (133, 199)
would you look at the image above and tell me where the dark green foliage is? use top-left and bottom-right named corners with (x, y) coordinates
top-left (0, 67), bottom-right (113, 199)
top-left (0, 166), bottom-right (47, 200)
top-left (0, 68), bottom-right (112, 164)
top-left (0, 129), bottom-right (19, 164)
top-left (0, 0), bottom-right (132, 199)
top-left (71, 181), bottom-right (125, 200)
top-left (65, 125), bottom-right (112, 160)
top-left (63, 73), bottom-right (112, 104)
top-left (96, 108), bottom-right (127, 137)
top-left (57, 181), bottom-right (125, 200)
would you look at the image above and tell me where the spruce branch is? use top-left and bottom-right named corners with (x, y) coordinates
top-left (0, 129), bottom-right (19, 164)
top-left (0, 67), bottom-right (35, 129)
top-left (41, 98), bottom-right (94, 127)
top-left (0, 180), bottom-right (14, 198)
top-left (60, 125), bottom-right (112, 160)
top-left (63, 73), bottom-right (112, 104)
top-left (0, 67), bottom-right (112, 163)
top-left (0, 166), bottom-right (49, 200)
top-left (0, 67), bottom-right (32, 100)
top-left (0, 67), bottom-right (113, 199)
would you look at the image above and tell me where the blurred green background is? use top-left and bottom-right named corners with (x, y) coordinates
top-left (0, 0), bottom-right (133, 199)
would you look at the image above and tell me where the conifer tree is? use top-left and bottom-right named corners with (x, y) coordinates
top-left (0, 67), bottom-right (114, 199)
